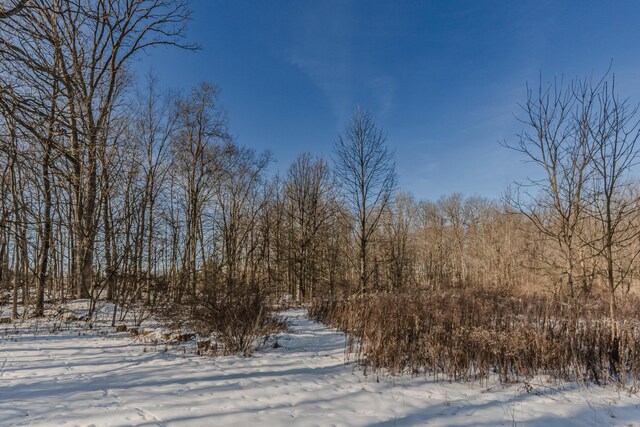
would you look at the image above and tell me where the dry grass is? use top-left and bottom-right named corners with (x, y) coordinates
top-left (309, 290), bottom-right (640, 386)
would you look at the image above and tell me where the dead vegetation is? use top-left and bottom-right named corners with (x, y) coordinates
top-left (187, 284), bottom-right (283, 355)
top-left (310, 290), bottom-right (640, 387)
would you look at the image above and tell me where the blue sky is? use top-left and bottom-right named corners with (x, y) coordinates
top-left (136, 0), bottom-right (640, 201)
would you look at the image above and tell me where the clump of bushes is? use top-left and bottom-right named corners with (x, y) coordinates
top-left (190, 281), bottom-right (280, 355)
top-left (309, 290), bottom-right (640, 386)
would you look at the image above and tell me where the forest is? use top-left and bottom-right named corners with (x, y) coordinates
top-left (1, 0), bottom-right (640, 389)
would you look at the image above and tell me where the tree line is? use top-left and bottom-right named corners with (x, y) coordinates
top-left (1, 1), bottom-right (640, 351)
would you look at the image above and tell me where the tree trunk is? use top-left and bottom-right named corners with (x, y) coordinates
top-left (35, 145), bottom-right (53, 316)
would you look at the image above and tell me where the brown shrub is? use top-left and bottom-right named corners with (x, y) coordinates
top-left (309, 290), bottom-right (640, 386)
top-left (191, 280), bottom-right (277, 355)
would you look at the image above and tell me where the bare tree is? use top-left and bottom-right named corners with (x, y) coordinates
top-left (382, 192), bottom-right (416, 291)
top-left (53, 0), bottom-right (193, 300)
top-left (214, 145), bottom-right (271, 296)
top-left (172, 82), bottom-right (230, 298)
top-left (133, 74), bottom-right (176, 304)
top-left (0, 0), bottom-right (194, 312)
top-left (334, 108), bottom-right (397, 294)
top-left (505, 76), bottom-right (600, 300)
top-left (588, 77), bottom-right (640, 343)
top-left (285, 153), bottom-right (335, 302)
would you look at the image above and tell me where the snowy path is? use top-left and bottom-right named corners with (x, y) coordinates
top-left (1, 309), bottom-right (639, 426)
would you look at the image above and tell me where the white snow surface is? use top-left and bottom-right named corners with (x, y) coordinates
top-left (1, 308), bottom-right (639, 426)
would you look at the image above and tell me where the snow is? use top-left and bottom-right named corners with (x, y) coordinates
top-left (1, 308), bottom-right (639, 426)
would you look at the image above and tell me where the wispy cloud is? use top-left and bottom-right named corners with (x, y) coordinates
top-left (285, 1), bottom-right (396, 123)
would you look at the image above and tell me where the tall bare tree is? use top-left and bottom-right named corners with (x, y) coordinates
top-left (172, 82), bottom-right (230, 298)
top-left (505, 76), bottom-right (600, 300)
top-left (214, 145), bottom-right (271, 296)
top-left (334, 108), bottom-right (397, 294)
top-left (285, 153), bottom-right (335, 302)
top-left (0, 0), bottom-right (194, 313)
top-left (588, 77), bottom-right (640, 342)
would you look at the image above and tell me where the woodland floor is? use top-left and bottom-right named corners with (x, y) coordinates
top-left (1, 307), bottom-right (639, 426)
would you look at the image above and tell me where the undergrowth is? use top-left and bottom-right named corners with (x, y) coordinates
top-left (309, 290), bottom-right (640, 387)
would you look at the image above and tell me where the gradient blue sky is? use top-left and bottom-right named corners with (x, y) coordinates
top-left (136, 0), bottom-right (640, 200)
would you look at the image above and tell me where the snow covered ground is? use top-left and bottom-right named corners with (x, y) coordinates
top-left (1, 308), bottom-right (639, 426)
